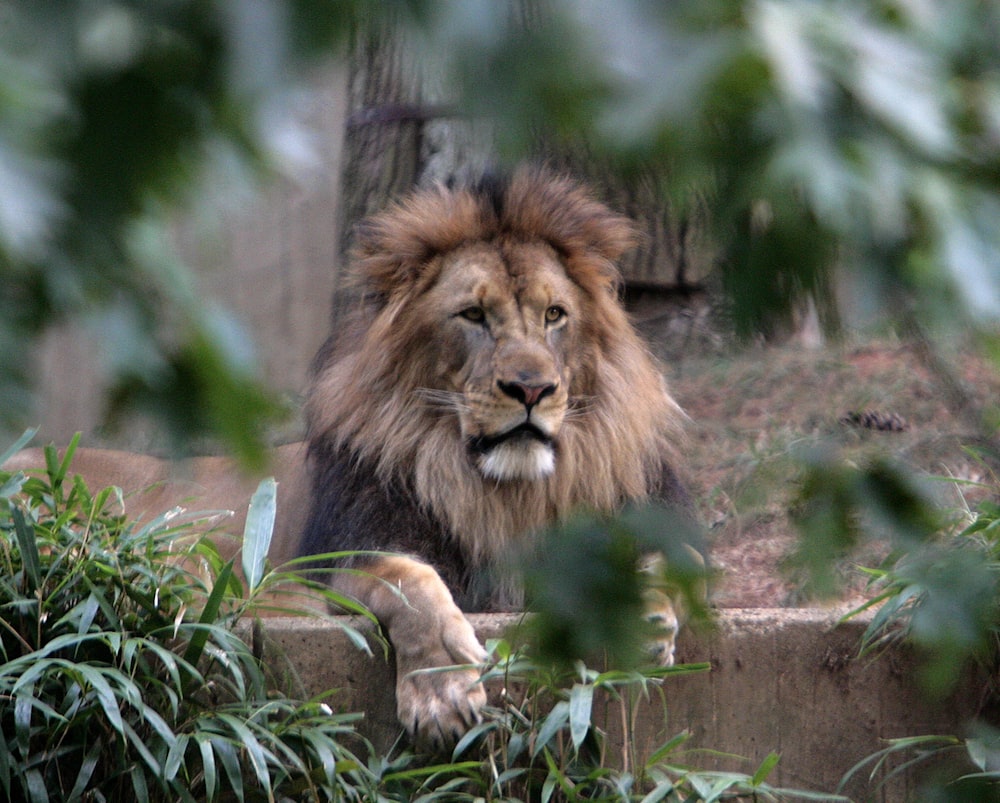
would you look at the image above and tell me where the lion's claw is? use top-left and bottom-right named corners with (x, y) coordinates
top-left (397, 663), bottom-right (487, 751)
top-left (645, 594), bottom-right (680, 667)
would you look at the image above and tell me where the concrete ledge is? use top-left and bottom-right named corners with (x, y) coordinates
top-left (257, 609), bottom-right (981, 802)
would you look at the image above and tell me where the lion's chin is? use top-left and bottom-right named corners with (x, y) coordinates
top-left (477, 440), bottom-right (555, 482)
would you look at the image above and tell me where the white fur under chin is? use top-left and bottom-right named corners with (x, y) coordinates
top-left (478, 441), bottom-right (555, 482)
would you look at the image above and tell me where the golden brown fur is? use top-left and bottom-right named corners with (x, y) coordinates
top-left (301, 167), bottom-right (693, 748)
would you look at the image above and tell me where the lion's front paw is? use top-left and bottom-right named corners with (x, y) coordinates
top-left (393, 611), bottom-right (488, 751)
top-left (396, 663), bottom-right (487, 751)
top-left (644, 590), bottom-right (680, 667)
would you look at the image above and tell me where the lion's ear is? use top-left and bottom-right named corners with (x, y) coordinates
top-left (352, 217), bottom-right (433, 297)
top-left (352, 186), bottom-right (487, 297)
top-left (505, 167), bottom-right (640, 265)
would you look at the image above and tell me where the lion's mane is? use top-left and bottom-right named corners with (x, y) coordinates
top-left (301, 167), bottom-right (687, 609)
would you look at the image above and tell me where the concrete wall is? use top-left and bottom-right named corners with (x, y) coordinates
top-left (257, 610), bottom-right (981, 803)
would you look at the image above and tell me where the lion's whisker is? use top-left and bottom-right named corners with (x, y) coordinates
top-left (565, 397), bottom-right (597, 419)
top-left (414, 388), bottom-right (470, 414)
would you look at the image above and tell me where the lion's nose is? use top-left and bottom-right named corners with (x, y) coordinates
top-left (497, 379), bottom-right (558, 408)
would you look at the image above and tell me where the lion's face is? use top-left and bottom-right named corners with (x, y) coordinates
top-left (419, 241), bottom-right (582, 482)
top-left (308, 167), bottom-right (680, 514)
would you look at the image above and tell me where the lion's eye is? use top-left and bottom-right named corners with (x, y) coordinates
top-left (545, 305), bottom-right (567, 325)
top-left (458, 306), bottom-right (486, 324)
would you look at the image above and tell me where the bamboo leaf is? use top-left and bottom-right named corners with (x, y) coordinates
top-left (24, 769), bottom-right (50, 803)
top-left (164, 734), bottom-right (190, 783)
top-left (216, 712), bottom-right (273, 790)
top-left (53, 432), bottom-right (81, 489)
top-left (66, 740), bottom-right (101, 803)
top-left (0, 428), bottom-right (37, 467)
top-left (183, 561), bottom-right (234, 670)
top-left (195, 734), bottom-right (219, 800)
top-left (0, 471), bottom-right (26, 500)
top-left (640, 779), bottom-right (676, 803)
top-left (139, 703), bottom-right (179, 754)
top-left (212, 736), bottom-right (246, 802)
top-left (751, 751), bottom-right (781, 786)
top-left (299, 728), bottom-right (339, 788)
top-left (568, 682), bottom-right (594, 751)
top-left (14, 690), bottom-right (33, 758)
top-left (533, 701), bottom-right (569, 758)
top-left (122, 719), bottom-right (163, 778)
top-left (72, 594), bottom-right (101, 637)
top-left (129, 763), bottom-right (150, 803)
top-left (75, 664), bottom-right (125, 735)
top-left (242, 477), bottom-right (277, 593)
top-left (12, 508), bottom-right (40, 591)
top-left (646, 730), bottom-right (692, 766)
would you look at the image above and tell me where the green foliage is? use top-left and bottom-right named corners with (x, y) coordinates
top-left (786, 444), bottom-right (1000, 696)
top-left (520, 506), bottom-right (709, 669)
top-left (0, 2), bottom-right (411, 458)
top-left (790, 449), bottom-right (1000, 796)
top-left (6, 1), bottom-right (1000, 448)
top-left (839, 727), bottom-right (1000, 802)
top-left (1, 435), bottom-right (845, 801)
top-left (789, 449), bottom-right (946, 597)
top-left (431, 1), bottom-right (1000, 335)
top-left (372, 642), bottom-right (843, 802)
top-left (0, 435), bottom-right (374, 802)
top-left (841, 479), bottom-right (1000, 697)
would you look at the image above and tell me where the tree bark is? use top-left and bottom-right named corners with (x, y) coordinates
top-left (333, 13), bottom-right (718, 346)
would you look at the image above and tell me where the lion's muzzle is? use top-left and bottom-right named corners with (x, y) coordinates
top-left (468, 421), bottom-right (553, 454)
top-left (468, 416), bottom-right (558, 483)
top-left (496, 378), bottom-right (558, 409)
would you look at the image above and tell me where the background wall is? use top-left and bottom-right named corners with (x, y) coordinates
top-left (30, 62), bottom-right (349, 449)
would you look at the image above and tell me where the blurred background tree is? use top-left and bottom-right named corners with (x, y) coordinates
top-left (4, 0), bottom-right (999, 459)
top-left (0, 0), bottom-right (376, 465)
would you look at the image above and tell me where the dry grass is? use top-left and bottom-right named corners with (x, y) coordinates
top-left (666, 337), bottom-right (1000, 608)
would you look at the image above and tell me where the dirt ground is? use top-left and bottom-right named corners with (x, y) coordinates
top-left (663, 336), bottom-right (1000, 609)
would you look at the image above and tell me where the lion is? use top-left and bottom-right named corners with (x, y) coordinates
top-left (300, 166), bottom-right (699, 749)
top-left (2, 167), bottom-right (700, 751)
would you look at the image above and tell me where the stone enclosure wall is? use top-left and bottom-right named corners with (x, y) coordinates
top-left (259, 611), bottom-right (980, 803)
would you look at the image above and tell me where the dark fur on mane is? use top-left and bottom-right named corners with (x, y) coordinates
top-left (470, 170), bottom-right (509, 221)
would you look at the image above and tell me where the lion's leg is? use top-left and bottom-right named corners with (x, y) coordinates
top-left (641, 546), bottom-right (707, 667)
top-left (643, 589), bottom-right (681, 666)
top-left (333, 555), bottom-right (488, 750)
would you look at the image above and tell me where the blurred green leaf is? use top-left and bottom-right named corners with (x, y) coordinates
top-left (520, 505), bottom-right (707, 669)
top-left (792, 452), bottom-right (943, 598)
top-left (568, 682), bottom-right (593, 752)
top-left (0, 428), bottom-right (36, 467)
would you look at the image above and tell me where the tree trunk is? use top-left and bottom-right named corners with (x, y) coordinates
top-left (333, 13), bottom-right (720, 356)
top-left (332, 18), bottom-right (495, 326)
